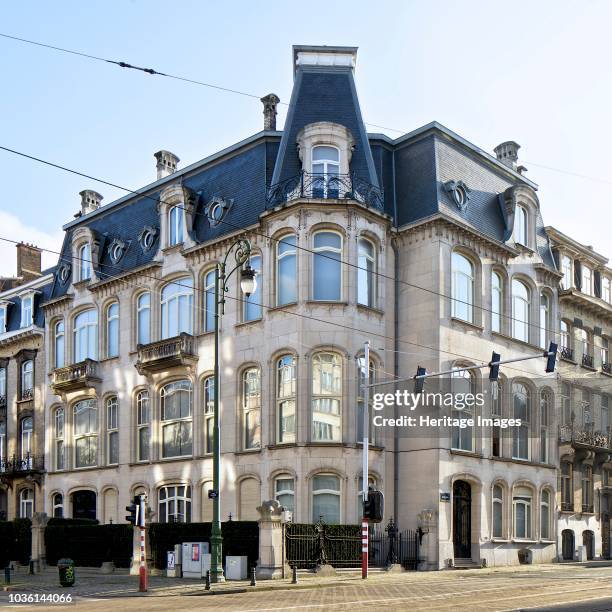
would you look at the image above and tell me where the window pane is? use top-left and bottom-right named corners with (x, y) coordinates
top-left (313, 146), bottom-right (339, 162)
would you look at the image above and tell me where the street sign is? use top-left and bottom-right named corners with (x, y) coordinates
top-left (208, 489), bottom-right (218, 499)
top-left (440, 492), bottom-right (451, 502)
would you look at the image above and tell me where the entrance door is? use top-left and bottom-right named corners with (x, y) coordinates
top-left (453, 480), bottom-right (472, 559)
top-left (72, 490), bottom-right (96, 520)
top-left (583, 530), bottom-right (595, 560)
top-left (603, 514), bottom-right (610, 560)
top-left (562, 529), bottom-right (575, 560)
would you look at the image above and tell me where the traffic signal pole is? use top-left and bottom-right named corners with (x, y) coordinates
top-left (362, 341), bottom-right (370, 579)
top-left (138, 496), bottom-right (147, 592)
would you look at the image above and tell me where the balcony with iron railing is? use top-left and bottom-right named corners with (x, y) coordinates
top-left (20, 387), bottom-right (33, 401)
top-left (561, 501), bottom-right (574, 512)
top-left (582, 353), bottom-right (595, 369)
top-left (582, 504), bottom-right (594, 514)
top-left (559, 422), bottom-right (611, 451)
top-left (51, 359), bottom-right (101, 394)
top-left (0, 453), bottom-right (44, 477)
top-left (603, 362), bottom-right (612, 375)
top-left (135, 333), bottom-right (198, 375)
top-left (266, 172), bottom-right (384, 211)
top-left (560, 347), bottom-right (574, 362)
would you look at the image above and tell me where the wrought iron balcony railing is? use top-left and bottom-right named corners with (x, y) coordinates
top-left (603, 362), bottom-right (612, 375)
top-left (582, 504), bottom-right (594, 513)
top-left (51, 359), bottom-right (100, 394)
top-left (561, 502), bottom-right (574, 512)
top-left (582, 353), bottom-right (595, 368)
top-left (20, 388), bottom-right (33, 401)
top-left (266, 172), bottom-right (384, 211)
top-left (0, 395), bottom-right (5, 408)
top-left (559, 423), bottom-right (611, 449)
top-left (136, 333), bottom-right (198, 374)
top-left (0, 453), bottom-right (44, 475)
top-left (560, 347), bottom-right (574, 361)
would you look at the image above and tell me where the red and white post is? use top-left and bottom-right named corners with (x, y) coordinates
top-left (139, 496), bottom-right (148, 592)
top-left (362, 340), bottom-right (370, 579)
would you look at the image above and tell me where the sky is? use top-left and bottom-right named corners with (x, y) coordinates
top-left (0, 0), bottom-right (611, 275)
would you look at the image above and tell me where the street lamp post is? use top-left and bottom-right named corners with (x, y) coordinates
top-left (211, 238), bottom-right (256, 583)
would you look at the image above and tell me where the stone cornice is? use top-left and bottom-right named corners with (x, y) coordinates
top-left (41, 294), bottom-right (74, 317)
top-left (0, 326), bottom-right (44, 350)
top-left (87, 262), bottom-right (163, 296)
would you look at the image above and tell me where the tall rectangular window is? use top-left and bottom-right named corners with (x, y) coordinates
top-left (0, 306), bottom-right (6, 334)
top-left (73, 309), bottom-right (98, 362)
top-left (54, 407), bottom-right (64, 470)
top-left (78, 243), bottom-right (91, 281)
top-left (137, 293), bottom-right (151, 345)
top-left (582, 266), bottom-right (592, 296)
top-left (357, 238), bottom-right (375, 307)
top-left (512, 279), bottom-right (530, 343)
top-left (106, 302), bottom-right (119, 358)
top-left (276, 235), bottom-right (297, 305)
top-left (312, 352), bottom-right (342, 442)
top-left (313, 232), bottom-right (342, 301)
top-left (54, 321), bottom-right (65, 368)
top-left (20, 296), bottom-right (33, 328)
top-left (242, 368), bottom-right (261, 449)
top-left (603, 277), bottom-right (611, 303)
top-left (136, 391), bottom-right (150, 462)
top-left (168, 206), bottom-right (184, 246)
top-left (451, 252), bottom-right (474, 323)
top-left (161, 278), bottom-right (193, 339)
top-left (203, 377), bottom-right (215, 454)
top-left (106, 397), bottom-right (118, 465)
top-left (204, 271), bottom-right (215, 332)
top-left (161, 380), bottom-right (193, 458)
top-left (277, 355), bottom-right (296, 443)
top-left (561, 256), bottom-right (572, 290)
top-left (244, 255), bottom-right (262, 321)
top-left (74, 399), bottom-right (98, 468)
top-left (491, 272), bottom-right (502, 333)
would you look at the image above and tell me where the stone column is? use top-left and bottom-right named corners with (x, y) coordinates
top-left (417, 509), bottom-right (438, 571)
top-left (256, 500), bottom-right (287, 579)
top-left (31, 512), bottom-right (49, 572)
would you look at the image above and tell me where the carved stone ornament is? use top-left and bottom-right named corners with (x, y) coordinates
top-left (108, 238), bottom-right (127, 264)
top-left (57, 262), bottom-right (72, 285)
top-left (138, 226), bottom-right (158, 253)
top-left (444, 180), bottom-right (471, 212)
top-left (205, 196), bottom-right (233, 227)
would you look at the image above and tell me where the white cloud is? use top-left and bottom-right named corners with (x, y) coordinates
top-left (0, 211), bottom-right (63, 278)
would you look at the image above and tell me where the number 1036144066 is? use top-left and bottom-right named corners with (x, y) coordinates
top-left (9, 593), bottom-right (73, 604)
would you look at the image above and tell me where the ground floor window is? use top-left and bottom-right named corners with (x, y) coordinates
top-left (52, 493), bottom-right (63, 518)
top-left (275, 477), bottom-right (295, 514)
top-left (312, 474), bottom-right (340, 523)
top-left (19, 488), bottom-right (33, 518)
top-left (513, 487), bottom-right (532, 539)
top-left (158, 485), bottom-right (191, 523)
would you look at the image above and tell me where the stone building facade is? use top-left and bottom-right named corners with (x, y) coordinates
top-left (34, 45), bottom-right (569, 569)
top-left (546, 227), bottom-right (612, 561)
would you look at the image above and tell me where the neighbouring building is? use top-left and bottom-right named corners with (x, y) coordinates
top-left (39, 45), bottom-right (564, 569)
top-left (0, 243), bottom-right (53, 520)
top-left (546, 227), bottom-right (612, 561)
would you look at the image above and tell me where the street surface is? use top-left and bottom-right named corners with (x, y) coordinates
top-left (3, 564), bottom-right (612, 611)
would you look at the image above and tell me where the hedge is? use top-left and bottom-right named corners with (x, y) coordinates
top-left (0, 519), bottom-right (32, 567)
top-left (45, 523), bottom-right (133, 567)
top-left (148, 521), bottom-right (258, 569)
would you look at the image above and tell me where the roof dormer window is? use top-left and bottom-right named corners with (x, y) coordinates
top-left (312, 145), bottom-right (340, 198)
top-left (78, 243), bottom-right (91, 281)
top-left (513, 205), bottom-right (528, 246)
top-left (581, 265), bottom-right (592, 296)
top-left (20, 294), bottom-right (33, 328)
top-left (168, 205), bottom-right (184, 246)
top-left (0, 303), bottom-right (8, 335)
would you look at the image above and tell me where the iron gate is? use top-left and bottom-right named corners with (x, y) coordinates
top-left (285, 518), bottom-right (420, 570)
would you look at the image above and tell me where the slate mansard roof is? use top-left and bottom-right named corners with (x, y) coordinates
top-left (48, 46), bottom-right (556, 300)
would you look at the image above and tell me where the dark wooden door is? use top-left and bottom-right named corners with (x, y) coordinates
top-left (603, 514), bottom-right (610, 560)
top-left (562, 529), bottom-right (574, 560)
top-left (583, 530), bottom-right (594, 560)
top-left (453, 480), bottom-right (472, 558)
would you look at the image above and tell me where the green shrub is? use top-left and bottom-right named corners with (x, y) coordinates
top-left (0, 519), bottom-right (32, 567)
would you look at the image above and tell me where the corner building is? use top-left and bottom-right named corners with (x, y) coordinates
top-left (43, 46), bottom-right (560, 568)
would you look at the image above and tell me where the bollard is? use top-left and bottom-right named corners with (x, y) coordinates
top-left (291, 564), bottom-right (298, 584)
top-left (4, 566), bottom-right (10, 585)
top-left (250, 566), bottom-right (256, 587)
top-left (205, 569), bottom-right (211, 591)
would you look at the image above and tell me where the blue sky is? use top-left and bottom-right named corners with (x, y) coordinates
top-left (0, 0), bottom-right (610, 274)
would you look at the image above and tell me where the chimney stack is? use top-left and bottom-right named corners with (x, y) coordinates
top-left (79, 190), bottom-right (103, 215)
top-left (16, 243), bottom-right (42, 282)
top-left (261, 93), bottom-right (280, 131)
top-left (154, 150), bottom-right (180, 180)
top-left (494, 141), bottom-right (521, 172)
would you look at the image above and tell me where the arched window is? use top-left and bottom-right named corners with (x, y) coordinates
top-left (540, 489), bottom-right (551, 540)
top-left (54, 407), bottom-right (64, 470)
top-left (581, 265), bottom-right (592, 296)
top-left (204, 270), bottom-right (215, 333)
top-left (242, 368), bottom-right (261, 449)
top-left (311, 145), bottom-right (340, 198)
top-left (561, 256), bottom-right (572, 290)
top-left (512, 279), bottom-right (530, 342)
top-left (275, 476), bottom-right (295, 514)
top-left (540, 390), bottom-right (551, 463)
top-left (106, 302), bottom-right (119, 358)
top-left (0, 421), bottom-right (5, 465)
top-left (357, 238), bottom-right (376, 307)
top-left (491, 271), bottom-right (503, 333)
top-left (513, 486), bottom-right (532, 539)
top-left (239, 478), bottom-right (260, 520)
top-left (603, 277), bottom-right (612, 304)
top-left (161, 277), bottom-right (193, 339)
top-left (539, 293), bottom-right (549, 349)
top-left (168, 206), bottom-right (184, 246)
top-left (312, 474), bottom-right (340, 523)
top-left (74, 399), bottom-right (97, 468)
top-left (73, 309), bottom-right (98, 362)
top-left (451, 370), bottom-right (474, 451)
top-left (54, 320), bottom-right (65, 368)
top-left (19, 489), bottom-right (33, 519)
top-left (136, 293), bottom-right (151, 345)
top-left (136, 390), bottom-right (150, 462)
top-left (20, 417), bottom-right (33, 465)
top-left (561, 462), bottom-right (573, 511)
top-left (512, 383), bottom-right (530, 460)
top-left (451, 252), bottom-right (474, 323)
top-left (560, 320), bottom-right (572, 358)
top-left (78, 243), bottom-right (91, 281)
top-left (52, 493), bottom-right (63, 518)
top-left (312, 352), bottom-right (342, 442)
top-left (582, 466), bottom-right (593, 513)
top-left (203, 376), bottom-right (215, 454)
top-left (277, 355), bottom-right (296, 443)
top-left (244, 255), bottom-right (262, 321)
top-left (514, 205), bottom-right (528, 246)
top-left (492, 484), bottom-right (504, 539)
top-left (106, 396), bottom-right (118, 465)
top-left (160, 380), bottom-right (192, 458)
top-left (158, 484), bottom-right (191, 523)
top-left (276, 235), bottom-right (297, 306)
top-left (21, 360), bottom-right (33, 399)
top-left (312, 232), bottom-right (342, 301)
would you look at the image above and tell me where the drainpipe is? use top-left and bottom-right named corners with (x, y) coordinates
top-left (392, 235), bottom-right (400, 523)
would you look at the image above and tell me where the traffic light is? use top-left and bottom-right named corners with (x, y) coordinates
top-left (125, 496), bottom-right (140, 525)
top-left (363, 490), bottom-right (384, 523)
top-left (489, 352), bottom-right (501, 381)
top-left (545, 342), bottom-right (558, 373)
top-left (414, 366), bottom-right (426, 393)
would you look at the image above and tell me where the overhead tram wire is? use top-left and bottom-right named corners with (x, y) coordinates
top-left (0, 144), bottom-right (567, 341)
top-left (0, 234), bottom-right (552, 380)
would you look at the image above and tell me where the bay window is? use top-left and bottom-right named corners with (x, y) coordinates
top-left (312, 231), bottom-right (342, 301)
top-left (277, 355), bottom-right (296, 443)
top-left (312, 352), bottom-right (342, 442)
top-left (276, 235), bottom-right (297, 305)
top-left (357, 238), bottom-right (375, 307)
